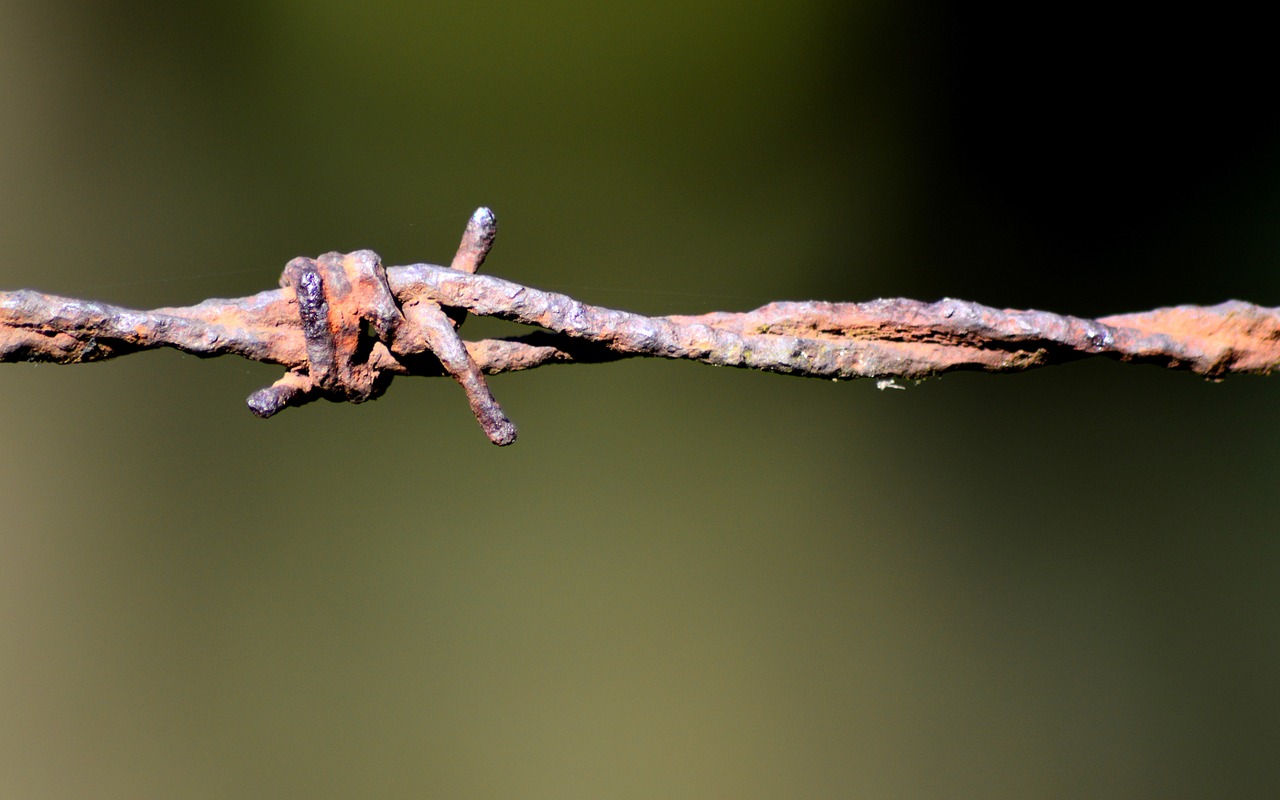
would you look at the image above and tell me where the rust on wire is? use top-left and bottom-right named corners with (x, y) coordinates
top-left (2, 207), bottom-right (1278, 445)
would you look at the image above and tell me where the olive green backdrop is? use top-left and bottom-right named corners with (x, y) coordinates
top-left (3, 2), bottom-right (1278, 798)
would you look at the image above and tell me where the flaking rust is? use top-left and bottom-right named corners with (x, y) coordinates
top-left (1099, 301), bottom-right (1280, 376)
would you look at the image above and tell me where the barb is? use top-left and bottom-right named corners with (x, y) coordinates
top-left (3, 207), bottom-right (1278, 444)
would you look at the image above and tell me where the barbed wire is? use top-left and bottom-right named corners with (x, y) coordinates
top-left (3, 208), bottom-right (1277, 444)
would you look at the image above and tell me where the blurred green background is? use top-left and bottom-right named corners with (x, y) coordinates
top-left (3, 1), bottom-right (1279, 797)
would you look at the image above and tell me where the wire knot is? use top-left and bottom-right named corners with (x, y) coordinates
top-left (245, 208), bottom-right (517, 445)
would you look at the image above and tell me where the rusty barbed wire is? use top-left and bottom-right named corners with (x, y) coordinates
top-left (3, 207), bottom-right (1278, 444)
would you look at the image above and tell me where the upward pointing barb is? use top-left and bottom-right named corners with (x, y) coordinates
top-left (451, 207), bottom-right (498, 275)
